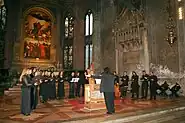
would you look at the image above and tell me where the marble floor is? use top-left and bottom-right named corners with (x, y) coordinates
top-left (0, 94), bottom-right (185, 123)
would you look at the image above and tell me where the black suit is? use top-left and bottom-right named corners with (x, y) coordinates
top-left (100, 72), bottom-right (115, 114)
top-left (77, 73), bottom-right (85, 97)
top-left (141, 74), bottom-right (149, 99)
top-left (149, 75), bottom-right (158, 100)
top-left (131, 75), bottom-right (139, 99)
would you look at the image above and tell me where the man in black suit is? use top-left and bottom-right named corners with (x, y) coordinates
top-left (140, 70), bottom-right (149, 99)
top-left (100, 67), bottom-right (115, 114)
top-left (149, 72), bottom-right (158, 100)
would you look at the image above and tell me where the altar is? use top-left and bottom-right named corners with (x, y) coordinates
top-left (84, 84), bottom-right (106, 111)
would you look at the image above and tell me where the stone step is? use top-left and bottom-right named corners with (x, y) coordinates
top-left (16, 83), bottom-right (22, 86)
top-left (4, 91), bottom-right (21, 96)
top-left (8, 87), bottom-right (21, 91)
top-left (4, 82), bottom-right (70, 97)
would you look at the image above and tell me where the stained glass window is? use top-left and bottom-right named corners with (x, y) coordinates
top-left (85, 10), bottom-right (93, 69)
top-left (64, 14), bottom-right (74, 39)
top-left (0, 5), bottom-right (6, 35)
top-left (63, 14), bottom-right (74, 69)
top-left (0, 5), bottom-right (6, 68)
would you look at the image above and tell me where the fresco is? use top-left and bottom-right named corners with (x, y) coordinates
top-left (23, 10), bottom-right (52, 59)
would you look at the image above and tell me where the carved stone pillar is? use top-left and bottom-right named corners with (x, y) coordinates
top-left (92, 2), bottom-right (102, 72)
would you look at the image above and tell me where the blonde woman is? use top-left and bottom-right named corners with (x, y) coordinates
top-left (20, 68), bottom-right (32, 116)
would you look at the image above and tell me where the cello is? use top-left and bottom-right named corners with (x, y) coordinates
top-left (114, 83), bottom-right (121, 98)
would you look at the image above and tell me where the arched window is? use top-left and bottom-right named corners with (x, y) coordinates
top-left (85, 10), bottom-right (93, 69)
top-left (63, 13), bottom-right (74, 70)
top-left (0, 5), bottom-right (6, 68)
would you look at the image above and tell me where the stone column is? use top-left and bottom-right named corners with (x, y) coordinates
top-left (141, 27), bottom-right (150, 73)
top-left (4, 1), bottom-right (18, 69)
top-left (73, 20), bottom-right (84, 70)
top-left (176, 1), bottom-right (185, 95)
top-left (114, 30), bottom-right (119, 73)
top-left (177, 2), bottom-right (185, 73)
top-left (92, 1), bottom-right (102, 73)
top-left (55, 9), bottom-right (62, 63)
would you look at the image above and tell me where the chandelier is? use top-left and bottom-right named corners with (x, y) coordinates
top-left (165, 0), bottom-right (177, 45)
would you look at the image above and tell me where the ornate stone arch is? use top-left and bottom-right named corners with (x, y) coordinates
top-left (63, 8), bottom-right (74, 18)
top-left (23, 6), bottom-right (55, 23)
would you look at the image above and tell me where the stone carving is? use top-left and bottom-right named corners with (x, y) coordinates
top-left (135, 63), bottom-right (185, 96)
top-left (135, 63), bottom-right (185, 79)
top-left (119, 39), bottom-right (142, 52)
top-left (114, 9), bottom-right (143, 52)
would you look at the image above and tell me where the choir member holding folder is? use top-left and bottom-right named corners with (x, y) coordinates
top-left (20, 69), bottom-right (32, 116)
top-left (68, 72), bottom-right (76, 98)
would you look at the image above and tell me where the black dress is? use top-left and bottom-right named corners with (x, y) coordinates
top-left (68, 75), bottom-right (75, 98)
top-left (58, 76), bottom-right (65, 99)
top-left (41, 76), bottom-right (49, 102)
top-left (50, 77), bottom-right (56, 99)
top-left (39, 77), bottom-right (44, 102)
top-left (21, 75), bottom-right (32, 115)
top-left (131, 75), bottom-right (139, 99)
top-left (32, 76), bottom-right (39, 109)
top-left (120, 75), bottom-right (129, 97)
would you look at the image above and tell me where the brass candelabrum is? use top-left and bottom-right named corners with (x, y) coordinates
top-left (165, 0), bottom-right (177, 45)
top-left (165, 17), bottom-right (177, 45)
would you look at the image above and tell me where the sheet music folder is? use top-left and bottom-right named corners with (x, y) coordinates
top-left (70, 78), bottom-right (79, 83)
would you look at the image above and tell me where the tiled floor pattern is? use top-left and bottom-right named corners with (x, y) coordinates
top-left (0, 95), bottom-right (184, 123)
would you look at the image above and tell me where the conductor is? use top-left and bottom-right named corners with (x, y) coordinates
top-left (100, 67), bottom-right (115, 114)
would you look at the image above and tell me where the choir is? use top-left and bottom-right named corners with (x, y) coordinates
top-left (19, 67), bottom-right (181, 116)
top-left (20, 68), bottom-right (89, 116)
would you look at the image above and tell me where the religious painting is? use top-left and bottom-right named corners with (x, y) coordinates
top-left (23, 10), bottom-right (52, 59)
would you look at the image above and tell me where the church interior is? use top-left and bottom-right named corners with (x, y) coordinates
top-left (1, 0), bottom-right (185, 122)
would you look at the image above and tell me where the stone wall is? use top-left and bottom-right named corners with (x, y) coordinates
top-left (4, 0), bottom-right (20, 69)
top-left (4, 0), bottom-right (182, 74)
top-left (5, 0), bottom-right (90, 70)
top-left (100, 0), bottom-right (117, 72)
top-left (146, 0), bottom-right (179, 73)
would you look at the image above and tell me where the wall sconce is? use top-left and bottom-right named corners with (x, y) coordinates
top-left (166, 30), bottom-right (177, 44)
